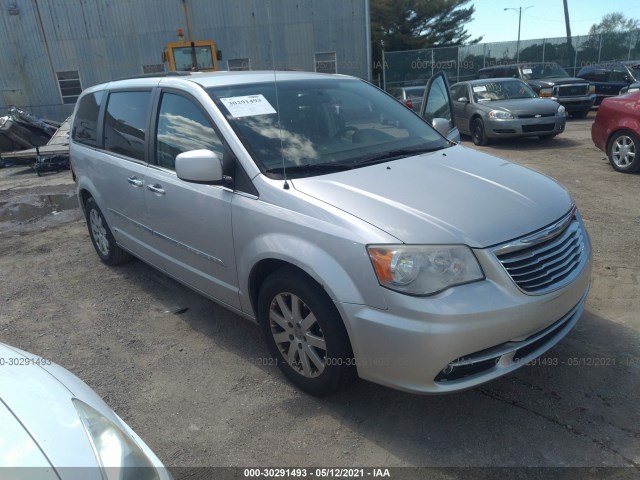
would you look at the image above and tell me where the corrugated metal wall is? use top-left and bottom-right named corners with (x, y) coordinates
top-left (0, 0), bottom-right (370, 121)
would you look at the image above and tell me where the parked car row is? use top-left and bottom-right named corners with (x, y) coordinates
top-left (477, 62), bottom-right (595, 118)
top-left (389, 62), bottom-right (640, 175)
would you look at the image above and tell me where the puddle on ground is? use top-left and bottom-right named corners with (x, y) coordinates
top-left (0, 193), bottom-right (79, 223)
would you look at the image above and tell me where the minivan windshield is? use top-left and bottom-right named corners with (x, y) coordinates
top-left (208, 78), bottom-right (449, 177)
top-left (521, 63), bottom-right (570, 80)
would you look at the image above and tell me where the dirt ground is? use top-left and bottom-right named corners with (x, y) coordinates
top-left (1, 114), bottom-right (639, 478)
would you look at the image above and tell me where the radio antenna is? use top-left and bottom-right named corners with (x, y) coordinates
top-left (266, 1), bottom-right (289, 190)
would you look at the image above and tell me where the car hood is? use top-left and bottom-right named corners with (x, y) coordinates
top-left (290, 145), bottom-right (572, 247)
top-left (528, 77), bottom-right (588, 87)
top-left (481, 98), bottom-right (559, 116)
top-left (0, 344), bottom-right (103, 476)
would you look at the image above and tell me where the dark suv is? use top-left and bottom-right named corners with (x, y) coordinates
top-left (477, 62), bottom-right (596, 118)
top-left (577, 61), bottom-right (640, 105)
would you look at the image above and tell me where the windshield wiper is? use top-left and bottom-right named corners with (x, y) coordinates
top-left (356, 146), bottom-right (444, 166)
top-left (265, 163), bottom-right (353, 174)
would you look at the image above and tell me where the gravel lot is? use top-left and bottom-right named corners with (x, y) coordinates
top-left (1, 113), bottom-right (639, 478)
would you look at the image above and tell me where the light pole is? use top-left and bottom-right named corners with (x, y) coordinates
top-left (504, 6), bottom-right (533, 64)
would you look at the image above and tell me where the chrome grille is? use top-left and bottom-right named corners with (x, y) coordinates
top-left (555, 84), bottom-right (589, 97)
top-left (518, 113), bottom-right (555, 119)
top-left (494, 211), bottom-right (587, 294)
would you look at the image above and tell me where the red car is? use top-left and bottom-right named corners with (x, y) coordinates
top-left (592, 90), bottom-right (640, 173)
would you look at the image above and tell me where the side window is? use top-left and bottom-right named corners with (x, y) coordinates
top-left (506, 67), bottom-right (519, 78)
top-left (72, 91), bottom-right (104, 147)
top-left (450, 84), bottom-right (466, 101)
top-left (610, 68), bottom-right (628, 82)
top-left (590, 69), bottom-right (610, 82)
top-left (155, 92), bottom-right (224, 170)
top-left (423, 75), bottom-right (452, 125)
top-left (104, 91), bottom-right (151, 161)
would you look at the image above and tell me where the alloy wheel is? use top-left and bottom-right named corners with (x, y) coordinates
top-left (611, 135), bottom-right (636, 168)
top-left (269, 292), bottom-right (327, 378)
top-left (89, 209), bottom-right (110, 257)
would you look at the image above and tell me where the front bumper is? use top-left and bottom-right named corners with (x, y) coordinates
top-left (550, 94), bottom-right (596, 111)
top-left (336, 228), bottom-right (592, 394)
top-left (486, 116), bottom-right (566, 138)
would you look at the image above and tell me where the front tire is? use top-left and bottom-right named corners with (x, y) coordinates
top-left (85, 198), bottom-right (132, 265)
top-left (608, 130), bottom-right (640, 173)
top-left (258, 267), bottom-right (356, 396)
top-left (471, 118), bottom-right (488, 146)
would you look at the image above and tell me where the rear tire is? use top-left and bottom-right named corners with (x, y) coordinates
top-left (471, 118), bottom-right (488, 146)
top-left (257, 267), bottom-right (356, 396)
top-left (607, 130), bottom-right (640, 173)
top-left (85, 198), bottom-right (132, 266)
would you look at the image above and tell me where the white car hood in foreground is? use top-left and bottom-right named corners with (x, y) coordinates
top-left (0, 343), bottom-right (170, 479)
top-left (291, 145), bottom-right (573, 247)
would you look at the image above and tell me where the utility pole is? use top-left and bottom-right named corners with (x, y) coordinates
top-left (563, 0), bottom-right (572, 50)
top-left (504, 6), bottom-right (533, 64)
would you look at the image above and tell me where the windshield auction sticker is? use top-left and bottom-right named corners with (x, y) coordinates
top-left (220, 95), bottom-right (277, 118)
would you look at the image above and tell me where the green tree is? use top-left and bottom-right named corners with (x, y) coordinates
top-left (582, 13), bottom-right (640, 64)
top-left (588, 12), bottom-right (639, 35)
top-left (371, 0), bottom-right (481, 75)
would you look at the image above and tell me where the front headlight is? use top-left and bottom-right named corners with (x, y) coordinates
top-left (73, 399), bottom-right (162, 480)
top-left (488, 110), bottom-right (513, 119)
top-left (539, 87), bottom-right (553, 97)
top-left (367, 245), bottom-right (484, 295)
top-left (589, 84), bottom-right (596, 94)
top-left (557, 105), bottom-right (566, 116)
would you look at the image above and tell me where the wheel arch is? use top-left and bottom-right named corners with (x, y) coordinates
top-left (248, 258), bottom-right (359, 361)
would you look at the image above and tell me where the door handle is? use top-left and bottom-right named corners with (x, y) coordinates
top-left (127, 176), bottom-right (143, 187)
top-left (147, 184), bottom-right (165, 195)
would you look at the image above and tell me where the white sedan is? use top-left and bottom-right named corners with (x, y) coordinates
top-left (0, 342), bottom-right (172, 480)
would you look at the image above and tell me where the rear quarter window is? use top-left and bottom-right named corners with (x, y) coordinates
top-left (72, 91), bottom-right (104, 147)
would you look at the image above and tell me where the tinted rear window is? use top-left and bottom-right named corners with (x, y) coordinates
top-left (72, 91), bottom-right (104, 147)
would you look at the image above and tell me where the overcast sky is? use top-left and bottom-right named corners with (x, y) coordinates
top-left (465, 0), bottom-right (640, 43)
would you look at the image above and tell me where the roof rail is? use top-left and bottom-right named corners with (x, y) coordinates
top-left (112, 71), bottom-right (193, 81)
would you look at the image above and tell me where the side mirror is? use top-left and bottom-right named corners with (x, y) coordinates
top-left (457, 97), bottom-right (469, 103)
top-left (432, 118), bottom-right (451, 137)
top-left (176, 149), bottom-right (224, 183)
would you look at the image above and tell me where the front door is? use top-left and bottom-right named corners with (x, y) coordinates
top-left (143, 90), bottom-right (240, 309)
top-left (419, 71), bottom-right (460, 143)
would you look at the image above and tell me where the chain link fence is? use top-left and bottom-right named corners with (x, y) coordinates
top-left (382, 30), bottom-right (640, 89)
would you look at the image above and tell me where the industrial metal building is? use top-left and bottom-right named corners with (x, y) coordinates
top-left (0, 0), bottom-right (371, 121)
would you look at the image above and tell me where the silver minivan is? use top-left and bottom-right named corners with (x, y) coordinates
top-left (70, 71), bottom-right (591, 396)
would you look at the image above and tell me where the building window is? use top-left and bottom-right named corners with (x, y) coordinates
top-left (228, 58), bottom-right (251, 71)
top-left (56, 70), bottom-right (82, 104)
top-left (142, 64), bottom-right (165, 74)
top-left (314, 52), bottom-right (337, 74)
